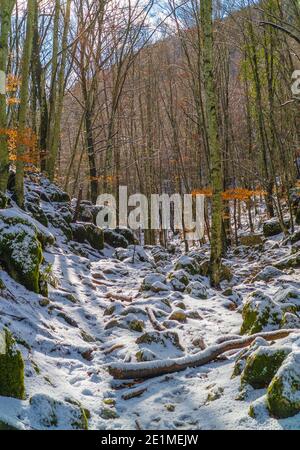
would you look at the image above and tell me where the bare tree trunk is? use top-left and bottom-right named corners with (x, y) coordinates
top-left (201, 0), bottom-right (223, 286)
top-left (15, 0), bottom-right (34, 207)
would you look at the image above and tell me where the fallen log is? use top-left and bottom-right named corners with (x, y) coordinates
top-left (107, 329), bottom-right (299, 380)
top-left (105, 292), bottom-right (133, 302)
top-left (146, 307), bottom-right (165, 331)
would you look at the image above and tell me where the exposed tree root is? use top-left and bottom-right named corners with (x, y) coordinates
top-left (108, 329), bottom-right (299, 380)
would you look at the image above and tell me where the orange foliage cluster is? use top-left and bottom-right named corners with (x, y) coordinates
top-left (0, 127), bottom-right (39, 168)
top-left (90, 175), bottom-right (116, 183)
top-left (192, 188), bottom-right (266, 200)
top-left (6, 74), bottom-right (21, 93)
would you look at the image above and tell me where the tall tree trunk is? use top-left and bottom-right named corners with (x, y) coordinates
top-left (0, 0), bottom-right (15, 195)
top-left (15, 0), bottom-right (34, 207)
top-left (200, 0), bottom-right (223, 286)
top-left (46, 0), bottom-right (71, 181)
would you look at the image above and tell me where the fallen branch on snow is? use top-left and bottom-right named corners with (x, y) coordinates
top-left (108, 329), bottom-right (299, 380)
top-left (105, 292), bottom-right (133, 302)
top-left (145, 307), bottom-right (165, 331)
top-left (122, 387), bottom-right (147, 400)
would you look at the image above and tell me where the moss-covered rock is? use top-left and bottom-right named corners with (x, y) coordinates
top-left (168, 308), bottom-right (187, 323)
top-left (47, 212), bottom-right (73, 240)
top-left (29, 393), bottom-right (88, 429)
top-left (71, 223), bottom-right (104, 250)
top-left (197, 258), bottom-right (232, 282)
top-left (290, 230), bottom-right (300, 244)
top-left (0, 327), bottom-right (25, 399)
top-left (263, 219), bottom-right (289, 237)
top-left (232, 337), bottom-right (270, 377)
top-left (100, 407), bottom-right (119, 420)
top-left (241, 346), bottom-right (291, 389)
top-left (0, 210), bottom-right (44, 293)
top-left (240, 291), bottom-right (282, 335)
top-left (0, 192), bottom-right (8, 209)
top-left (128, 319), bottom-right (144, 332)
top-left (168, 270), bottom-right (189, 292)
top-left (25, 199), bottom-right (49, 227)
top-left (267, 351), bottom-right (300, 418)
top-left (186, 281), bottom-right (207, 299)
top-left (174, 255), bottom-right (200, 275)
top-left (240, 234), bottom-right (263, 247)
top-left (136, 330), bottom-right (184, 351)
top-left (274, 252), bottom-right (300, 270)
top-left (281, 312), bottom-right (300, 329)
top-left (253, 266), bottom-right (283, 282)
top-left (103, 229), bottom-right (128, 248)
top-left (141, 273), bottom-right (166, 291)
top-left (136, 348), bottom-right (156, 362)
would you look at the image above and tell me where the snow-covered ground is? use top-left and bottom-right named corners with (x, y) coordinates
top-left (0, 186), bottom-right (300, 430)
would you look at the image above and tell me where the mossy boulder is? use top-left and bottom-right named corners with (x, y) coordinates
top-left (0, 192), bottom-right (8, 209)
top-left (136, 348), bottom-right (156, 362)
top-left (198, 258), bottom-right (232, 281)
top-left (274, 252), bottom-right (300, 270)
top-left (240, 234), bottom-right (263, 247)
top-left (232, 337), bottom-right (270, 377)
top-left (174, 256), bottom-right (199, 275)
top-left (281, 312), bottom-right (300, 329)
top-left (0, 327), bottom-right (25, 400)
top-left (168, 270), bottom-right (189, 292)
top-left (115, 227), bottom-right (137, 245)
top-left (267, 351), bottom-right (300, 418)
top-left (263, 219), bottom-right (289, 237)
top-left (46, 212), bottom-right (73, 240)
top-left (168, 308), bottom-right (187, 323)
top-left (39, 180), bottom-right (70, 203)
top-left (103, 229), bottom-right (128, 248)
top-left (240, 291), bottom-right (282, 335)
top-left (141, 273), bottom-right (166, 291)
top-left (0, 210), bottom-right (44, 293)
top-left (253, 266), bottom-right (283, 282)
top-left (290, 230), bottom-right (300, 244)
top-left (29, 393), bottom-right (88, 429)
top-left (241, 346), bottom-right (291, 389)
top-left (274, 287), bottom-right (300, 312)
top-left (128, 319), bottom-right (144, 332)
top-left (186, 281), bottom-right (207, 299)
top-left (136, 330), bottom-right (184, 351)
top-left (71, 223), bottom-right (104, 251)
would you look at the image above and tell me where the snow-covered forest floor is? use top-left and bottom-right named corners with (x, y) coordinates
top-left (0, 175), bottom-right (300, 430)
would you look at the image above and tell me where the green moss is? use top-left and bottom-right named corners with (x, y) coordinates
top-left (240, 292), bottom-right (281, 335)
top-left (30, 394), bottom-right (88, 429)
top-left (100, 408), bottom-right (119, 420)
top-left (241, 347), bottom-right (290, 389)
top-left (248, 405), bottom-right (255, 418)
top-left (240, 234), bottom-right (263, 247)
top-left (0, 213), bottom-right (43, 293)
top-left (0, 192), bottom-right (8, 209)
top-left (168, 271), bottom-right (189, 286)
top-left (0, 328), bottom-right (25, 400)
top-left (267, 353), bottom-right (300, 418)
top-left (174, 257), bottom-right (199, 275)
top-left (128, 319), bottom-right (144, 332)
